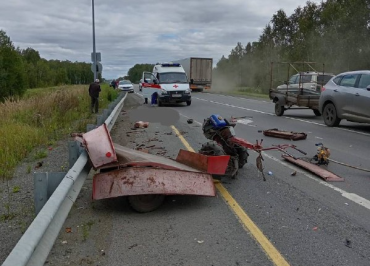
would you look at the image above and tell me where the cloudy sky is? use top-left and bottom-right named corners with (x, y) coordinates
top-left (0, 0), bottom-right (320, 79)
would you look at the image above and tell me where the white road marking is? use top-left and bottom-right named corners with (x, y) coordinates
top-left (180, 113), bottom-right (370, 211)
top-left (192, 97), bottom-right (370, 137)
top-left (236, 119), bottom-right (254, 125)
top-left (263, 153), bottom-right (370, 211)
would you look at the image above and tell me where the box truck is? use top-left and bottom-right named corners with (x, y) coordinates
top-left (173, 57), bottom-right (213, 91)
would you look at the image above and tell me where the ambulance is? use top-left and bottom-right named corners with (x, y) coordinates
top-left (141, 62), bottom-right (192, 106)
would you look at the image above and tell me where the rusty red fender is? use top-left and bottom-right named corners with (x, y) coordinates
top-left (93, 144), bottom-right (230, 199)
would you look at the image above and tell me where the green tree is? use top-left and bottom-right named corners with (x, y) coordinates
top-left (0, 31), bottom-right (27, 100)
top-left (127, 64), bottom-right (154, 83)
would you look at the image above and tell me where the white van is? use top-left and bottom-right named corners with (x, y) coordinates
top-left (141, 62), bottom-right (192, 106)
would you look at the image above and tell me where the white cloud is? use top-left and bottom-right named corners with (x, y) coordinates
top-left (0, 0), bottom-right (320, 79)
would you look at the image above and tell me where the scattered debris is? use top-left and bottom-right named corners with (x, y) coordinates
top-left (101, 250), bottom-right (106, 256)
top-left (345, 239), bottom-right (352, 248)
top-left (291, 171), bottom-right (297, 176)
top-left (313, 227), bottom-right (318, 231)
top-left (268, 171), bottom-right (273, 176)
top-left (137, 148), bottom-right (149, 153)
top-left (61, 240), bottom-right (68, 244)
top-left (65, 227), bottom-right (72, 233)
top-left (187, 119), bottom-right (194, 124)
top-left (282, 155), bottom-right (344, 182)
top-left (135, 144), bottom-right (145, 149)
top-left (263, 128), bottom-right (307, 141)
top-left (311, 143), bottom-right (330, 165)
top-left (164, 132), bottom-right (173, 135)
top-left (128, 244), bottom-right (138, 250)
top-left (35, 161), bottom-right (43, 169)
top-left (151, 146), bottom-right (165, 150)
top-left (197, 240), bottom-right (204, 244)
top-left (134, 121), bottom-right (149, 128)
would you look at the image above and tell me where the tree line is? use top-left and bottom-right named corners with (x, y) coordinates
top-left (126, 64), bottom-right (154, 83)
top-left (0, 30), bottom-right (94, 100)
top-left (214, 0), bottom-right (370, 92)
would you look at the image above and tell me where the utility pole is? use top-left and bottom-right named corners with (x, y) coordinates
top-left (92, 0), bottom-right (97, 80)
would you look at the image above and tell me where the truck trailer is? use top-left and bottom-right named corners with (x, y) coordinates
top-left (173, 57), bottom-right (213, 91)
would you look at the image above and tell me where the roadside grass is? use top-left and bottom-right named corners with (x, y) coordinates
top-left (211, 86), bottom-right (269, 99)
top-left (0, 84), bottom-right (118, 180)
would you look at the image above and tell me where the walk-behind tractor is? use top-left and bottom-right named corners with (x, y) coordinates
top-left (199, 114), bottom-right (307, 180)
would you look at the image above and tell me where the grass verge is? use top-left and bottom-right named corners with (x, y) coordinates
top-left (0, 84), bottom-right (118, 180)
top-left (210, 86), bottom-right (269, 99)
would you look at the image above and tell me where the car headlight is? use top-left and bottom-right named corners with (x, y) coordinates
top-left (184, 89), bottom-right (191, 94)
top-left (161, 89), bottom-right (168, 95)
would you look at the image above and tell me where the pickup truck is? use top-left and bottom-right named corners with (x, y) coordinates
top-left (269, 71), bottom-right (334, 116)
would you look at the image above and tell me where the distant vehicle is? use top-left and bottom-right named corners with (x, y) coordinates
top-left (319, 70), bottom-right (370, 127)
top-left (269, 66), bottom-right (334, 116)
top-left (141, 62), bottom-right (191, 106)
top-left (276, 72), bottom-right (334, 93)
top-left (117, 80), bottom-right (134, 93)
top-left (172, 57), bottom-right (213, 92)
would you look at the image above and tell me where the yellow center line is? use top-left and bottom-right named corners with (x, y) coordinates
top-left (171, 125), bottom-right (290, 266)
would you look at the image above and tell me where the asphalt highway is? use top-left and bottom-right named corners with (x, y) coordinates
top-left (46, 87), bottom-right (370, 266)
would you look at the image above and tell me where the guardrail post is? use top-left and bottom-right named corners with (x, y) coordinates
top-left (86, 124), bottom-right (96, 132)
top-left (34, 172), bottom-right (66, 214)
top-left (103, 109), bottom-right (109, 120)
top-left (34, 173), bottom-right (48, 215)
top-left (68, 141), bottom-right (80, 169)
top-left (96, 115), bottom-right (104, 126)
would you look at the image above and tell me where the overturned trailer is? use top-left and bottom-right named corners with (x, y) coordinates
top-left (77, 124), bottom-right (230, 212)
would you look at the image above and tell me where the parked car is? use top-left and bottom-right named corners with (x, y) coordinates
top-left (117, 80), bottom-right (134, 93)
top-left (319, 70), bottom-right (370, 127)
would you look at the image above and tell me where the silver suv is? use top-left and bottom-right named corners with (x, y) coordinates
top-left (319, 70), bottom-right (370, 127)
top-left (277, 72), bottom-right (334, 93)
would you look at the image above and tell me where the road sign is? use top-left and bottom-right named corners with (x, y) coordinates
top-left (91, 62), bottom-right (103, 74)
top-left (91, 52), bottom-right (101, 62)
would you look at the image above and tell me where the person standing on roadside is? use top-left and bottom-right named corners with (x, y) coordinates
top-left (110, 79), bottom-right (116, 90)
top-left (89, 79), bottom-right (101, 113)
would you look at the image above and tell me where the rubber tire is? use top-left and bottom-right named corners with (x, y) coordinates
top-left (186, 100), bottom-right (191, 106)
top-left (275, 103), bottom-right (284, 116)
top-left (128, 194), bottom-right (165, 213)
top-left (313, 109), bottom-right (321, 116)
top-left (144, 98), bottom-right (148, 104)
top-left (236, 145), bottom-right (249, 169)
top-left (158, 99), bottom-right (163, 107)
top-left (323, 103), bottom-right (341, 127)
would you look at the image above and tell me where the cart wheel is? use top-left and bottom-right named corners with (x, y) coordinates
top-left (274, 103), bottom-right (285, 116)
top-left (128, 194), bottom-right (165, 213)
top-left (313, 109), bottom-right (321, 116)
top-left (199, 141), bottom-right (238, 178)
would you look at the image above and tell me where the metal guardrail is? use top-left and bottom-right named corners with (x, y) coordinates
top-left (2, 92), bottom-right (128, 266)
